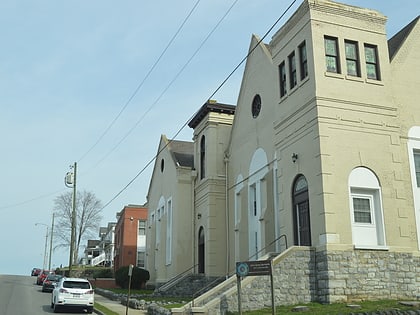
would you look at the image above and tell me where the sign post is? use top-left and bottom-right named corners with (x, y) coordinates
top-left (126, 264), bottom-right (133, 315)
top-left (236, 260), bottom-right (275, 315)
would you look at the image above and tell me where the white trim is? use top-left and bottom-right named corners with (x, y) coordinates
top-left (407, 126), bottom-right (420, 250)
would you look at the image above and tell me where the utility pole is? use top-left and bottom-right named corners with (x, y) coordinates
top-left (65, 162), bottom-right (77, 277)
top-left (48, 212), bottom-right (55, 270)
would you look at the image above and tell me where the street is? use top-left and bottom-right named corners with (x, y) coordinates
top-left (0, 274), bottom-right (88, 315)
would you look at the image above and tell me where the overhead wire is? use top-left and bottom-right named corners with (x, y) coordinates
top-left (77, 0), bottom-right (202, 164)
top-left (100, 0), bottom-right (298, 210)
top-left (0, 0), bottom-right (202, 211)
top-left (90, 0), bottom-right (241, 171)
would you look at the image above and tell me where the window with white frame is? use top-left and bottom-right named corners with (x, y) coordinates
top-left (352, 194), bottom-right (373, 224)
top-left (166, 199), bottom-right (173, 265)
top-left (137, 251), bottom-right (145, 268)
top-left (138, 220), bottom-right (146, 235)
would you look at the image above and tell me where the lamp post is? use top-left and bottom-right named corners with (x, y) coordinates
top-left (35, 223), bottom-right (49, 270)
top-left (65, 162), bottom-right (77, 276)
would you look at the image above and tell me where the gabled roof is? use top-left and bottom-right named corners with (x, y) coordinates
top-left (167, 139), bottom-right (194, 168)
top-left (188, 100), bottom-right (236, 129)
top-left (388, 16), bottom-right (419, 60)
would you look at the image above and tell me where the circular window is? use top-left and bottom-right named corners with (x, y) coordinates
top-left (251, 94), bottom-right (261, 118)
top-left (160, 159), bottom-right (165, 172)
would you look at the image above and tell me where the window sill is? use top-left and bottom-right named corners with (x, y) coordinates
top-left (345, 75), bottom-right (364, 82)
top-left (354, 245), bottom-right (389, 251)
top-left (325, 71), bottom-right (344, 79)
top-left (366, 78), bottom-right (384, 86)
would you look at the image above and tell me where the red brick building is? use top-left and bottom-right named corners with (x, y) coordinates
top-left (113, 204), bottom-right (148, 272)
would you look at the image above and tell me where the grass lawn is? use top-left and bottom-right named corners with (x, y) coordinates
top-left (94, 302), bottom-right (119, 315)
top-left (228, 300), bottom-right (420, 315)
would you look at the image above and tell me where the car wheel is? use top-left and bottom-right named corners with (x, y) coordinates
top-left (53, 303), bottom-right (60, 313)
top-left (86, 306), bottom-right (93, 314)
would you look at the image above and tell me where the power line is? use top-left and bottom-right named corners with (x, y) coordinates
top-left (0, 1), bottom-right (202, 211)
top-left (100, 0), bottom-right (298, 210)
top-left (88, 0), bottom-right (241, 172)
top-left (77, 0), bottom-right (202, 164)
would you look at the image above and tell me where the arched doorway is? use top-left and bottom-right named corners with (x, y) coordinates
top-left (292, 175), bottom-right (311, 246)
top-left (198, 227), bottom-right (205, 273)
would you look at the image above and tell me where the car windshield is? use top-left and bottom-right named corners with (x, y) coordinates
top-left (63, 281), bottom-right (90, 289)
top-left (48, 275), bottom-right (61, 281)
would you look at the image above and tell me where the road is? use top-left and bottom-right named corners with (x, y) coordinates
top-left (0, 274), bottom-right (87, 315)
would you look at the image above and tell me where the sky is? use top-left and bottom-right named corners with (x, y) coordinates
top-left (0, 0), bottom-right (418, 276)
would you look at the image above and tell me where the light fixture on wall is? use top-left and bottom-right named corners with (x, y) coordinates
top-left (292, 153), bottom-right (298, 163)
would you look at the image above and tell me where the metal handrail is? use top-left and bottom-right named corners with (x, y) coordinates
top-left (155, 264), bottom-right (198, 293)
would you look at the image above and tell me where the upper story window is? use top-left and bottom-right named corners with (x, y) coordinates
top-left (279, 61), bottom-right (287, 97)
top-left (200, 135), bottom-right (206, 180)
top-left (345, 40), bottom-right (360, 77)
top-left (288, 51), bottom-right (297, 89)
top-left (138, 220), bottom-right (146, 235)
top-left (325, 36), bottom-right (340, 73)
top-left (364, 44), bottom-right (380, 80)
top-left (299, 41), bottom-right (308, 80)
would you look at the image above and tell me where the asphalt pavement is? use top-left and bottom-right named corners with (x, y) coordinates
top-left (94, 293), bottom-right (147, 315)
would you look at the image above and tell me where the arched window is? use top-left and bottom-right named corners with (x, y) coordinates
top-left (200, 135), bottom-right (206, 180)
top-left (292, 175), bottom-right (311, 246)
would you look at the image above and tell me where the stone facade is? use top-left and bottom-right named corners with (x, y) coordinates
top-left (177, 247), bottom-right (420, 314)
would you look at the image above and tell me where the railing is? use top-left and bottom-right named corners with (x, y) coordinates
top-left (191, 234), bottom-right (288, 305)
top-left (155, 264), bottom-right (198, 293)
top-left (91, 252), bottom-right (106, 266)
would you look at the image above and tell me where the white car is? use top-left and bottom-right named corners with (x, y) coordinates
top-left (51, 277), bottom-right (94, 313)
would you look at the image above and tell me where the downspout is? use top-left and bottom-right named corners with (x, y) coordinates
top-left (224, 153), bottom-right (230, 277)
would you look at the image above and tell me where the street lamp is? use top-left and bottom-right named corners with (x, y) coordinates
top-left (65, 162), bottom-right (77, 277)
top-left (35, 223), bottom-right (49, 270)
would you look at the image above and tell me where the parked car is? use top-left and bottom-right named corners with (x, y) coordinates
top-left (42, 274), bottom-right (63, 292)
top-left (31, 268), bottom-right (41, 276)
top-left (36, 270), bottom-right (53, 285)
top-left (51, 277), bottom-right (94, 314)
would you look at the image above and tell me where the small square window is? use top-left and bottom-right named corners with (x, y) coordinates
top-left (353, 196), bottom-right (373, 224)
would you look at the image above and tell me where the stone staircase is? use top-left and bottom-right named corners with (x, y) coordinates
top-left (154, 274), bottom-right (225, 298)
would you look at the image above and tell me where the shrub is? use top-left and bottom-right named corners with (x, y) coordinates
top-left (115, 266), bottom-right (150, 289)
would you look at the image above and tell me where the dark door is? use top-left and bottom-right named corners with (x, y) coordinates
top-left (198, 227), bottom-right (205, 273)
top-left (293, 175), bottom-right (311, 246)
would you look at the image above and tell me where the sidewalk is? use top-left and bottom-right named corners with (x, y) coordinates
top-left (94, 293), bottom-right (147, 315)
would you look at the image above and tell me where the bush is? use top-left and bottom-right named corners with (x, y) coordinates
top-left (115, 266), bottom-right (150, 289)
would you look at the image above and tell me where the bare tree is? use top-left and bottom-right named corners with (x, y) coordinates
top-left (53, 190), bottom-right (103, 265)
